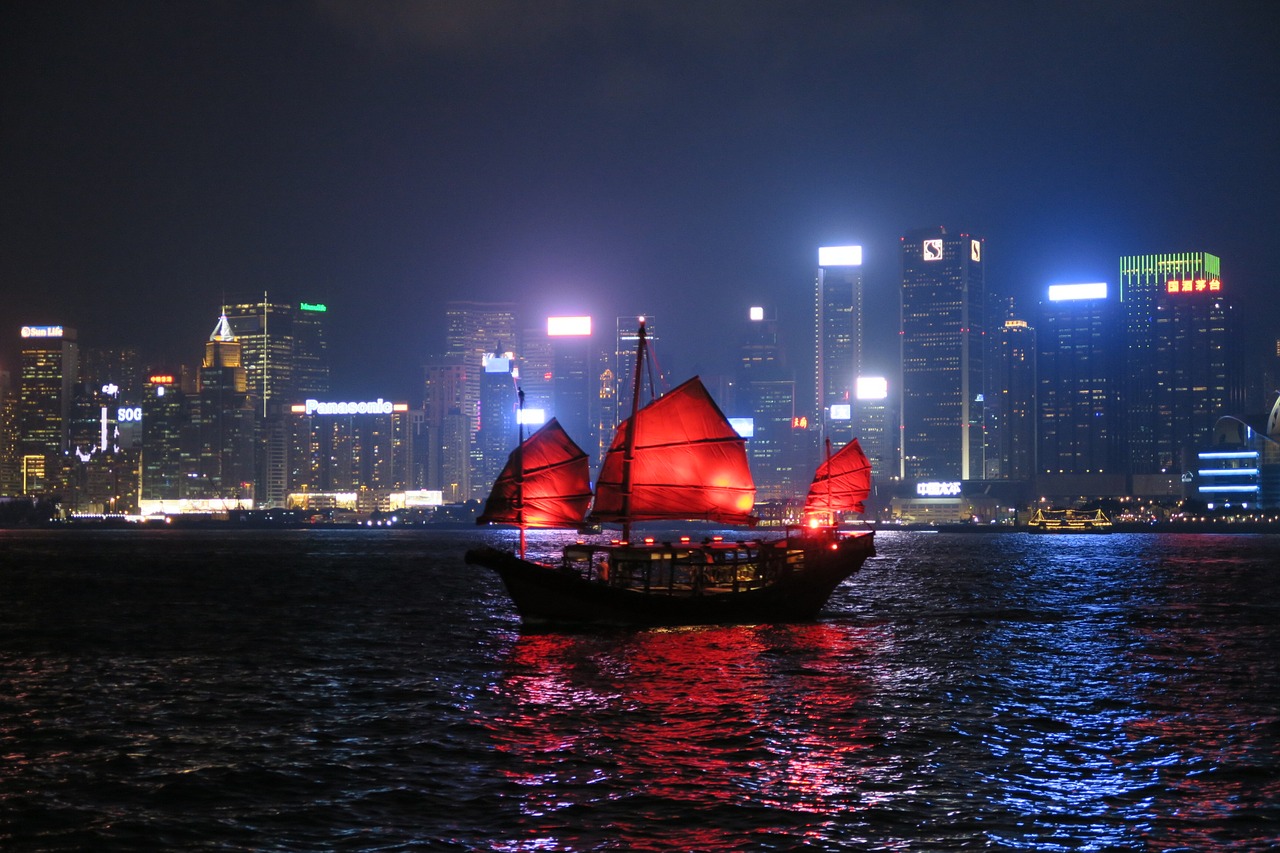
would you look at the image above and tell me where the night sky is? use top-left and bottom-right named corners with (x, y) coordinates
top-left (3, 2), bottom-right (1277, 398)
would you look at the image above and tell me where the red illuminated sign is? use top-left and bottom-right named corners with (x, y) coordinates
top-left (791, 416), bottom-right (808, 429)
top-left (149, 374), bottom-right (175, 385)
top-left (1166, 278), bottom-right (1221, 294)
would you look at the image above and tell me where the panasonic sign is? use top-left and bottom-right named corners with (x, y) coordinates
top-left (304, 398), bottom-right (396, 416)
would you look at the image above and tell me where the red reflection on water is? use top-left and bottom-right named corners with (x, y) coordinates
top-left (487, 623), bottom-right (877, 850)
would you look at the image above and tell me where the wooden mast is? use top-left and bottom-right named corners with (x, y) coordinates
top-left (620, 319), bottom-right (647, 543)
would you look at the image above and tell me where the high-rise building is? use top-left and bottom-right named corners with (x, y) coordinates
top-left (140, 372), bottom-right (192, 502)
top-left (223, 295), bottom-right (331, 416)
top-left (476, 351), bottom-right (520, 496)
top-left (422, 361), bottom-right (470, 502)
top-left (899, 227), bottom-right (986, 481)
top-left (545, 316), bottom-right (594, 458)
top-left (987, 317), bottom-right (1037, 480)
top-left (16, 325), bottom-right (79, 491)
top-left (442, 301), bottom-right (518, 500)
top-left (190, 315), bottom-right (255, 502)
top-left (854, 376), bottom-right (894, 485)
top-left (285, 396), bottom-right (414, 499)
top-left (1120, 253), bottom-right (1234, 475)
top-left (1036, 283), bottom-right (1121, 477)
top-left (738, 306), bottom-right (800, 500)
top-left (815, 246), bottom-right (863, 449)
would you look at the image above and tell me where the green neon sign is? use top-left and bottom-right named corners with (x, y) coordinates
top-left (300, 302), bottom-right (327, 312)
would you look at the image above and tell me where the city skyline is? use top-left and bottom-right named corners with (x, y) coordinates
top-left (3, 3), bottom-right (1277, 395)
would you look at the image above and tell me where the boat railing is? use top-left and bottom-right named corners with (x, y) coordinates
top-left (558, 540), bottom-right (795, 595)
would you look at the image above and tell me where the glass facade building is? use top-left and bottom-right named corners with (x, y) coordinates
top-left (1120, 253), bottom-right (1233, 475)
top-left (1037, 283), bottom-right (1122, 476)
top-left (899, 227), bottom-right (986, 481)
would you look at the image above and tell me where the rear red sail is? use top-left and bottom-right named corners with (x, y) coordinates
top-left (804, 438), bottom-right (872, 519)
top-left (477, 418), bottom-right (592, 528)
top-left (591, 377), bottom-right (756, 525)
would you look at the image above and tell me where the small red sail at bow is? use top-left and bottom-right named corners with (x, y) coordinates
top-left (591, 376), bottom-right (756, 525)
top-left (477, 418), bottom-right (592, 528)
top-left (804, 438), bottom-right (872, 520)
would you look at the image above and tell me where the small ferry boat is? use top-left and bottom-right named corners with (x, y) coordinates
top-left (1027, 507), bottom-right (1113, 533)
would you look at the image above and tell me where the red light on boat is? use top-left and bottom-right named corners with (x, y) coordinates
top-left (830, 543), bottom-right (839, 551)
top-left (807, 518), bottom-right (820, 529)
top-left (712, 535), bottom-right (723, 542)
top-left (644, 537), bottom-right (655, 544)
top-left (679, 536), bottom-right (690, 543)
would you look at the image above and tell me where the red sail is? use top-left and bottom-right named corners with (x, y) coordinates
top-left (804, 438), bottom-right (872, 518)
top-left (591, 377), bottom-right (756, 525)
top-left (477, 418), bottom-right (592, 528)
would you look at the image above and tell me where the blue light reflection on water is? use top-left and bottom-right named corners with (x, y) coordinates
top-left (1, 528), bottom-right (1278, 851)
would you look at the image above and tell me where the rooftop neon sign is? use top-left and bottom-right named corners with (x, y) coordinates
top-left (21, 325), bottom-right (63, 338)
top-left (299, 302), bottom-right (327, 312)
top-left (819, 245), bottom-right (862, 266)
top-left (1166, 279), bottom-right (1221, 294)
top-left (1048, 283), bottom-right (1108, 301)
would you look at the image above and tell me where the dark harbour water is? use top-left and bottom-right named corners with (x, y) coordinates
top-left (2, 529), bottom-right (1279, 852)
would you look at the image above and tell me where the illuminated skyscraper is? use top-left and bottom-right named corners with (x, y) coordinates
top-left (739, 306), bottom-right (801, 500)
top-left (443, 301), bottom-right (518, 499)
top-left (17, 325), bottom-right (79, 491)
top-left (815, 246), bottom-right (863, 448)
top-left (191, 315), bottom-right (255, 501)
top-left (1037, 283), bottom-right (1120, 476)
top-left (223, 295), bottom-right (330, 414)
top-left (1120, 253), bottom-right (1234, 475)
top-left (899, 227), bottom-right (986, 481)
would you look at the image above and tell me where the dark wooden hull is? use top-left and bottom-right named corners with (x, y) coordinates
top-left (464, 532), bottom-right (875, 627)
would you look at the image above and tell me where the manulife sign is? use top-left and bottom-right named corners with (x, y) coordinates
top-left (299, 302), bottom-right (327, 312)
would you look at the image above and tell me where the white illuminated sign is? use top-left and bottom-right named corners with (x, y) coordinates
top-left (917, 481), bottom-right (962, 497)
top-left (21, 325), bottom-right (64, 338)
top-left (1048, 282), bottom-right (1108, 301)
top-left (118, 407), bottom-right (142, 422)
top-left (971, 240), bottom-right (982, 262)
top-left (547, 316), bottom-right (592, 337)
top-left (102, 383), bottom-right (120, 397)
top-left (483, 354), bottom-right (512, 373)
top-left (728, 417), bottom-right (754, 438)
top-left (922, 239), bottom-right (943, 261)
top-left (830, 404), bottom-right (852, 421)
top-left (856, 376), bottom-right (888, 400)
top-left (302, 398), bottom-right (398, 415)
top-left (517, 408), bottom-right (546, 426)
top-left (818, 245), bottom-right (862, 266)
top-left (749, 306), bottom-right (764, 321)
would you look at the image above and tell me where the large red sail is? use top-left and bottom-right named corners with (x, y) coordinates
top-left (591, 377), bottom-right (756, 525)
top-left (477, 418), bottom-right (592, 528)
top-left (803, 438), bottom-right (872, 518)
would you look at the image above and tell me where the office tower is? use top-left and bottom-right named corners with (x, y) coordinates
top-left (854, 376), bottom-right (893, 484)
top-left (899, 227), bottom-right (986, 481)
top-left (1120, 253), bottom-right (1234, 474)
top-left (285, 397), bottom-right (414, 501)
top-left (442, 301), bottom-right (518, 499)
top-left (191, 315), bottom-right (256, 501)
top-left (423, 361), bottom-right (470, 502)
top-left (545, 316), bottom-right (594, 456)
top-left (738, 307), bottom-right (800, 500)
top-left (982, 314), bottom-right (1037, 480)
top-left (476, 351), bottom-right (520, 496)
top-left (815, 246), bottom-right (864, 448)
top-left (223, 295), bottom-right (331, 415)
top-left (17, 325), bottom-right (79, 491)
top-left (1036, 283), bottom-right (1121, 476)
top-left (140, 373), bottom-right (192, 502)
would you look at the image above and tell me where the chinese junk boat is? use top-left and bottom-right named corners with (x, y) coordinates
top-left (464, 320), bottom-right (876, 627)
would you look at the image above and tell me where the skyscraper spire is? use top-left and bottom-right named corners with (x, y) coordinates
top-left (210, 313), bottom-right (236, 342)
